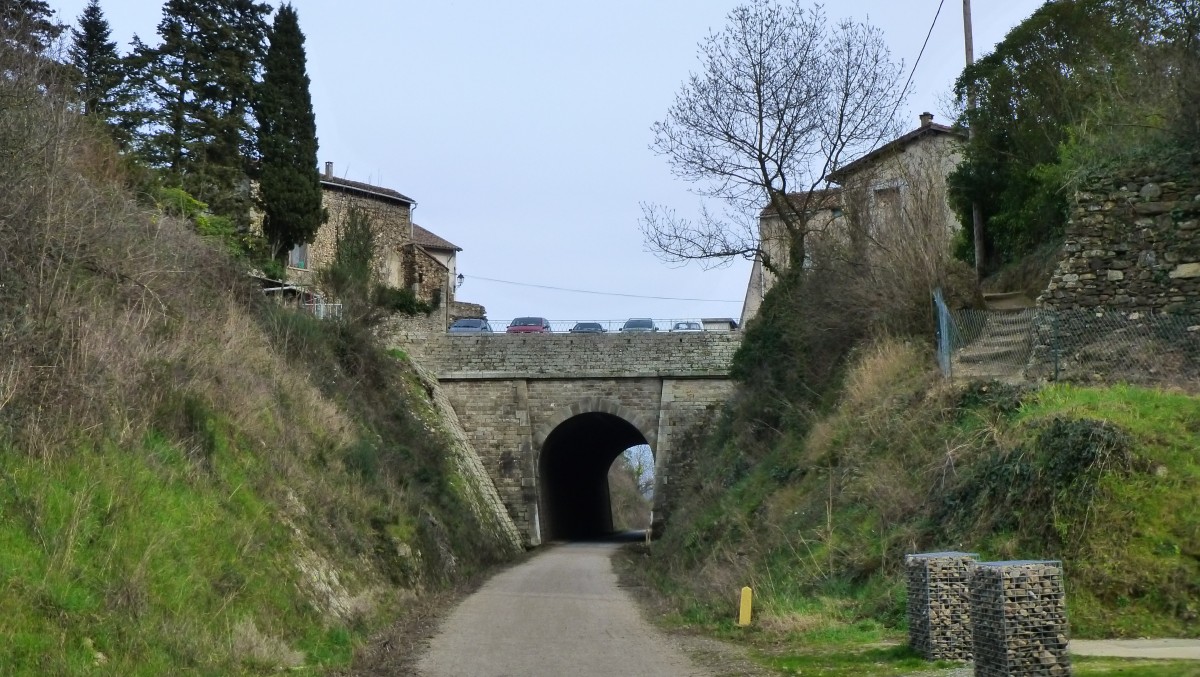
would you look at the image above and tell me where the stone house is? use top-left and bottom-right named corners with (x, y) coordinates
top-left (740, 112), bottom-right (965, 325)
top-left (740, 188), bottom-right (844, 325)
top-left (285, 162), bottom-right (462, 315)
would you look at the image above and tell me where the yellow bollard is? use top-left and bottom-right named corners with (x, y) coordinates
top-left (737, 586), bottom-right (753, 626)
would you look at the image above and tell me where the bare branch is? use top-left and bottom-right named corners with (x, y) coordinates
top-left (642, 0), bottom-right (905, 269)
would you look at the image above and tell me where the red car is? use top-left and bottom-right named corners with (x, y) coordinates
top-left (506, 316), bottom-right (552, 333)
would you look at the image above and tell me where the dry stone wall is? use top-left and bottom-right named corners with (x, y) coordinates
top-left (1041, 165), bottom-right (1200, 315)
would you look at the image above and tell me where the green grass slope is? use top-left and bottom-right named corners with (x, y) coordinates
top-left (0, 306), bottom-right (523, 675)
top-left (0, 68), bottom-right (520, 673)
top-left (647, 340), bottom-right (1199, 642)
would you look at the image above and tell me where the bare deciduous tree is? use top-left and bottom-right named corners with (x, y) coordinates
top-left (642, 0), bottom-right (905, 274)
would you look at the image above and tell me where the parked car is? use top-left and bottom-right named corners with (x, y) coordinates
top-left (506, 316), bottom-right (552, 333)
top-left (669, 321), bottom-right (704, 333)
top-left (620, 318), bottom-right (657, 332)
top-left (448, 318), bottom-right (493, 334)
top-left (569, 322), bottom-right (606, 333)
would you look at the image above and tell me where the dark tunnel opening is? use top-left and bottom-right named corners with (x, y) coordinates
top-left (538, 411), bottom-right (650, 541)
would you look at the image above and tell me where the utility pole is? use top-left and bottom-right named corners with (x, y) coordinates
top-left (964, 0), bottom-right (986, 281)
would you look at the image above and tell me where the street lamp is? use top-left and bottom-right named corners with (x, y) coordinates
top-left (456, 273), bottom-right (465, 288)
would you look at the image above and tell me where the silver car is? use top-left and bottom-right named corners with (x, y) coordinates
top-left (620, 318), bottom-right (658, 332)
top-left (449, 318), bottom-right (493, 334)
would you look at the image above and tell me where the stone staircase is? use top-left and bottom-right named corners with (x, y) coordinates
top-left (951, 292), bottom-right (1036, 383)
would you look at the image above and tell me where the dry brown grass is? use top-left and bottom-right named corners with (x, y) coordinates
top-left (841, 340), bottom-right (933, 412)
top-left (0, 40), bottom-right (363, 471)
top-left (231, 618), bottom-right (305, 669)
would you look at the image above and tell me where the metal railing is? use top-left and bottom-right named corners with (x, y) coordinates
top-left (934, 291), bottom-right (1200, 387)
top-left (303, 301), bottom-right (342, 321)
top-left (462, 319), bottom-right (737, 333)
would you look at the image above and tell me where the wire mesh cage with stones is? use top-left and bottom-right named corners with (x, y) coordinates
top-left (969, 560), bottom-right (1072, 677)
top-left (905, 552), bottom-right (978, 661)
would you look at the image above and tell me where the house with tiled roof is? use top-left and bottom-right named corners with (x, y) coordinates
top-left (285, 162), bottom-right (463, 317)
top-left (741, 112), bottom-right (965, 326)
top-left (740, 188), bottom-right (846, 325)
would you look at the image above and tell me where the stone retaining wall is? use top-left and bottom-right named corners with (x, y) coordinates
top-left (1041, 164), bottom-right (1200, 316)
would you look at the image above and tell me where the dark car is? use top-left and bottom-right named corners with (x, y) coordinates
top-left (506, 317), bottom-right (552, 333)
top-left (669, 321), bottom-right (704, 333)
top-left (569, 322), bottom-right (606, 333)
top-left (620, 318), bottom-right (658, 332)
top-left (448, 318), bottom-right (493, 334)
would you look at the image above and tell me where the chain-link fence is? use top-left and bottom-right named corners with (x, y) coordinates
top-left (934, 291), bottom-right (1200, 388)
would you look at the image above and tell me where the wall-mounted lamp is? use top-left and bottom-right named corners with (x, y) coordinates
top-left (456, 273), bottom-right (465, 289)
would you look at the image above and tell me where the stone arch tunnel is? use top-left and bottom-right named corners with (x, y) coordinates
top-left (393, 331), bottom-right (740, 546)
top-left (538, 411), bottom-right (650, 541)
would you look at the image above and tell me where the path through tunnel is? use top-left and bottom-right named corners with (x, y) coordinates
top-left (538, 411), bottom-right (650, 541)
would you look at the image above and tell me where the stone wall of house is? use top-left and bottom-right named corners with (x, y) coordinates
top-left (1040, 165), bottom-right (1200, 315)
top-left (371, 300), bottom-right (487, 338)
top-left (403, 245), bottom-right (450, 308)
top-left (272, 189), bottom-right (461, 312)
top-left (318, 189), bottom-right (413, 277)
top-left (451, 301), bottom-right (486, 321)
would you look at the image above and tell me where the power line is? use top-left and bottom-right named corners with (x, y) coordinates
top-left (464, 274), bottom-right (743, 303)
top-left (900, 0), bottom-right (948, 103)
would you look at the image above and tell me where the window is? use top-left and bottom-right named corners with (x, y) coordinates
top-left (288, 243), bottom-right (308, 270)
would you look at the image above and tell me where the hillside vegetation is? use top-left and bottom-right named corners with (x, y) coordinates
top-left (0, 45), bottom-right (518, 675)
top-left (633, 3), bottom-right (1200, 657)
top-left (643, 340), bottom-right (1199, 643)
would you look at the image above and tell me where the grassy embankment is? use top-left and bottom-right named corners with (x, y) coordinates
top-left (628, 340), bottom-right (1199, 674)
top-left (0, 59), bottom-right (519, 674)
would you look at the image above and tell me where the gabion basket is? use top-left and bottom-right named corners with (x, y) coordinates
top-left (969, 560), bottom-right (1072, 677)
top-left (905, 551), bottom-right (977, 661)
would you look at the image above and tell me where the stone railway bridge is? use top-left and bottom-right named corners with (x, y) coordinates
top-left (394, 331), bottom-right (740, 546)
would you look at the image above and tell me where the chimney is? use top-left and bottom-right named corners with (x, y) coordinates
top-left (919, 112), bottom-right (934, 127)
top-left (324, 161), bottom-right (333, 178)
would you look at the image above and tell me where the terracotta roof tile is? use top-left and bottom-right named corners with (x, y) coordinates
top-left (827, 122), bottom-right (963, 184)
top-left (760, 188), bottom-right (843, 217)
top-left (412, 223), bottom-right (460, 251)
top-left (320, 175), bottom-right (415, 205)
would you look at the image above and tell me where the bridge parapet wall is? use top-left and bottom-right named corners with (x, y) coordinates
top-left (394, 332), bottom-right (742, 379)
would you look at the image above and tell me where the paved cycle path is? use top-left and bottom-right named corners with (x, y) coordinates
top-left (1070, 639), bottom-right (1200, 660)
top-left (416, 541), bottom-right (709, 677)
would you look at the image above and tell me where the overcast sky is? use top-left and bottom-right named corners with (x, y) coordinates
top-left (52, 0), bottom-right (1044, 328)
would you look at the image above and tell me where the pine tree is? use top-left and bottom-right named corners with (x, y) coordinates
top-left (69, 0), bottom-right (121, 118)
top-left (256, 3), bottom-right (324, 257)
top-left (124, 0), bottom-right (270, 224)
top-left (0, 0), bottom-right (65, 57)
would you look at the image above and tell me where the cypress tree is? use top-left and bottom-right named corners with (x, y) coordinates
top-left (256, 3), bottom-right (324, 257)
top-left (69, 0), bottom-right (121, 118)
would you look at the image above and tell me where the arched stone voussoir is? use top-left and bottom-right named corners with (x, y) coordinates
top-left (532, 397), bottom-right (655, 450)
